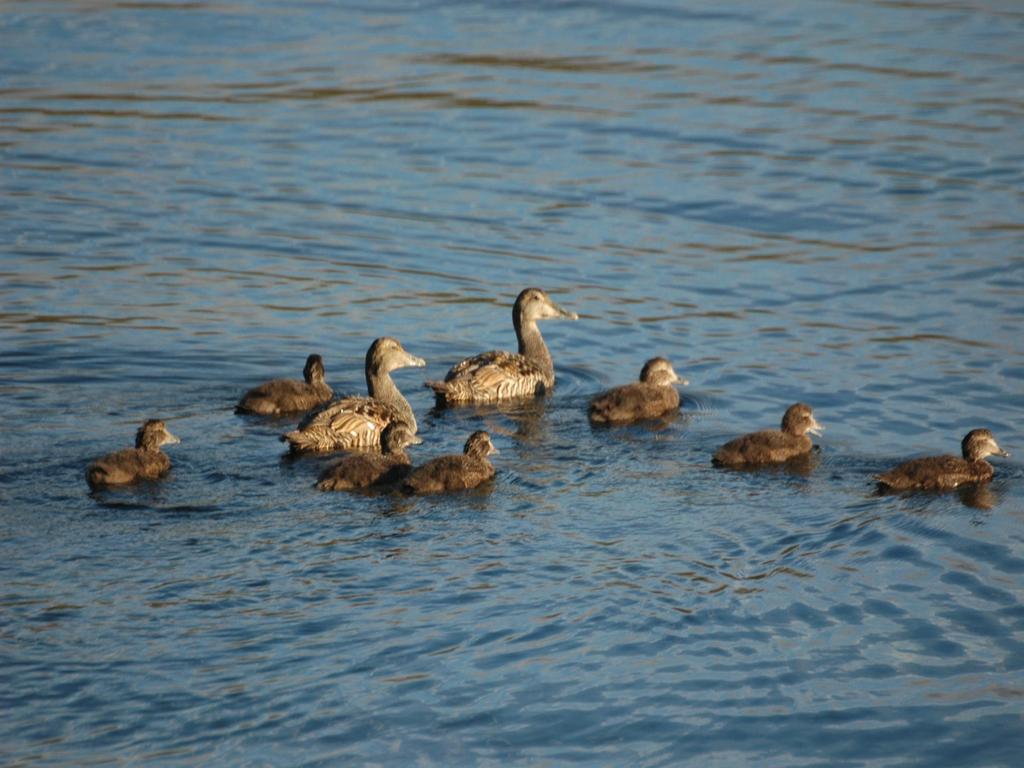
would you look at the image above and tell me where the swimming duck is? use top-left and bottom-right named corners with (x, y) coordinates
top-left (236, 353), bottom-right (332, 416)
top-left (425, 287), bottom-right (578, 405)
top-left (282, 337), bottom-right (425, 452)
top-left (403, 430), bottom-right (499, 494)
top-left (86, 419), bottom-right (180, 489)
top-left (877, 428), bottom-right (1009, 492)
top-left (588, 357), bottom-right (687, 424)
top-left (713, 403), bottom-right (822, 466)
top-left (316, 423), bottom-right (421, 491)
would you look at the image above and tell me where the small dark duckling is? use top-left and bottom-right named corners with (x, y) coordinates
top-left (236, 353), bottom-right (332, 416)
top-left (713, 403), bottom-right (822, 466)
top-left (316, 423), bottom-right (422, 492)
top-left (877, 428), bottom-right (1009, 492)
top-left (403, 431), bottom-right (499, 494)
top-left (86, 419), bottom-right (180, 489)
top-left (588, 357), bottom-right (687, 424)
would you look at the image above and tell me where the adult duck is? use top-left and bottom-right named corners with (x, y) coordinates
top-left (282, 337), bottom-right (425, 452)
top-left (426, 287), bottom-right (577, 405)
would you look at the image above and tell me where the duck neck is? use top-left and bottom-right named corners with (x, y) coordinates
top-left (368, 369), bottom-right (417, 432)
top-left (516, 317), bottom-right (553, 381)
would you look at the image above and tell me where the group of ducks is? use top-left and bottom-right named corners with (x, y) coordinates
top-left (86, 287), bottom-right (1011, 497)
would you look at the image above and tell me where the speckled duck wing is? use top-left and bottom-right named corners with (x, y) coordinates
top-left (404, 455), bottom-right (495, 494)
top-left (282, 396), bottom-right (403, 452)
top-left (713, 430), bottom-right (811, 466)
top-left (427, 351), bottom-right (548, 404)
top-left (877, 455), bottom-right (988, 491)
top-left (316, 453), bottom-right (410, 491)
top-left (87, 448), bottom-right (170, 488)
top-left (589, 383), bottom-right (680, 424)
top-left (236, 379), bottom-right (332, 416)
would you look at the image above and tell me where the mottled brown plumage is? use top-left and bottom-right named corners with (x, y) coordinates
top-left (877, 428), bottom-right (1009, 492)
top-left (403, 431), bottom-right (499, 494)
top-left (236, 354), bottom-right (332, 416)
top-left (86, 419), bottom-right (180, 489)
top-left (316, 424), bottom-right (421, 491)
top-left (282, 337), bottom-right (425, 452)
top-left (426, 287), bottom-right (577, 405)
top-left (588, 357), bottom-right (686, 424)
top-left (713, 403), bottom-right (823, 466)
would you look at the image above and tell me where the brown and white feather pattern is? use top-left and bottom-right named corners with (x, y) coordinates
top-left (428, 350), bottom-right (549, 404)
top-left (283, 397), bottom-right (404, 452)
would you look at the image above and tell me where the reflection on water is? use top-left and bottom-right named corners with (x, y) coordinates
top-left (2, 0), bottom-right (1024, 765)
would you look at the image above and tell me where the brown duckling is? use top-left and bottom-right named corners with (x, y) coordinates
top-left (86, 419), bottom-right (180, 489)
top-left (236, 353), bottom-right (332, 416)
top-left (426, 287), bottom-right (578, 405)
top-left (403, 431), bottom-right (499, 494)
top-left (316, 423), bottom-right (422, 491)
top-left (713, 403), bottom-right (822, 466)
top-left (588, 357), bottom-right (687, 424)
top-left (282, 337), bottom-right (425, 452)
top-left (877, 428), bottom-right (1009, 492)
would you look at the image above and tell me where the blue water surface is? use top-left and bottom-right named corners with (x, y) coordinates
top-left (2, 0), bottom-right (1023, 765)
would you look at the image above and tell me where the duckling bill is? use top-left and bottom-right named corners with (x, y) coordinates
top-left (236, 353), bottom-right (332, 416)
top-left (713, 403), bottom-right (822, 466)
top-left (86, 419), bottom-right (180, 489)
top-left (589, 357), bottom-right (686, 424)
top-left (403, 431), bottom-right (499, 494)
top-left (877, 428), bottom-right (1009, 492)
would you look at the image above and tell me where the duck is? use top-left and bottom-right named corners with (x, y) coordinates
top-left (588, 357), bottom-right (687, 424)
top-left (877, 428), bottom-right (1009, 492)
top-left (86, 419), bottom-right (180, 489)
top-left (282, 337), bottom-right (425, 452)
top-left (403, 431), bottom-right (499, 494)
top-left (236, 353), bottom-right (332, 416)
top-left (713, 403), bottom-right (822, 466)
top-left (425, 287), bottom-right (577, 405)
top-left (315, 423), bottom-right (421, 491)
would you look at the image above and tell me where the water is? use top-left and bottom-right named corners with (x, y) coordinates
top-left (2, 0), bottom-right (1024, 764)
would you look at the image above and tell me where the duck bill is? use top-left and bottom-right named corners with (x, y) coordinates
top-left (674, 374), bottom-right (689, 386)
top-left (807, 418), bottom-right (824, 437)
top-left (408, 434), bottom-right (424, 446)
top-left (398, 351), bottom-right (427, 369)
top-left (993, 447), bottom-right (1010, 458)
top-left (544, 299), bottom-right (578, 321)
top-left (488, 444), bottom-right (500, 456)
top-left (162, 430), bottom-right (181, 446)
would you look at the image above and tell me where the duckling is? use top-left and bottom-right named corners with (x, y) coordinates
top-left (86, 419), bottom-right (180, 489)
top-left (588, 357), bottom-right (686, 424)
top-left (236, 353), bottom-right (332, 416)
top-left (713, 403), bottom-right (822, 466)
top-left (426, 287), bottom-right (577, 405)
top-left (403, 431), bottom-right (499, 494)
top-left (877, 428), bottom-right (1009, 492)
top-left (316, 423), bottom-right (421, 491)
top-left (282, 337), bottom-right (425, 452)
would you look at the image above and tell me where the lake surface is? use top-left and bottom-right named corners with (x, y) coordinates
top-left (2, 0), bottom-right (1024, 764)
